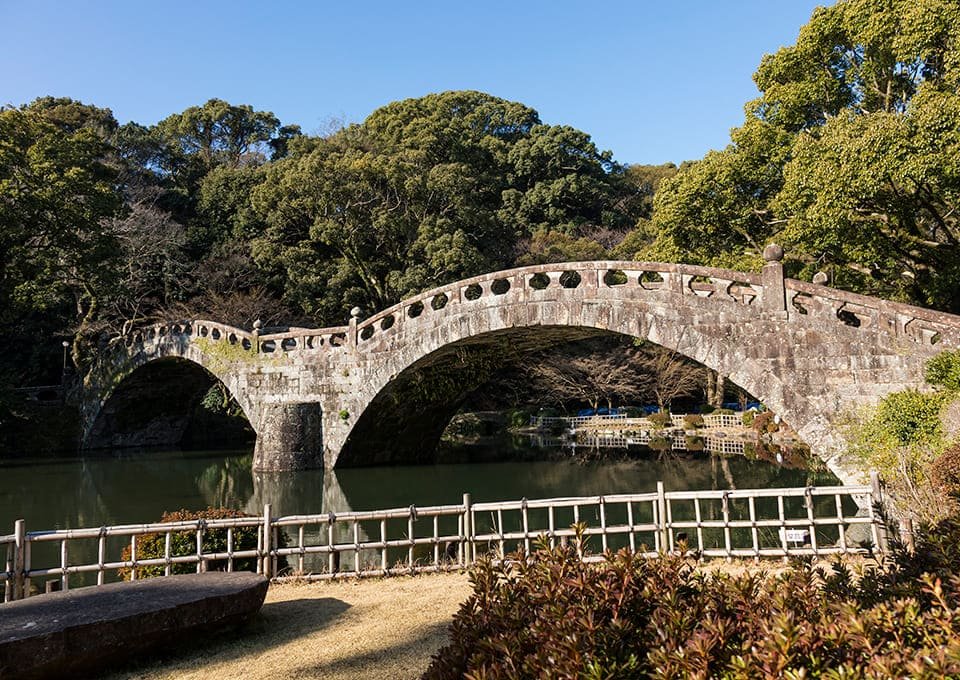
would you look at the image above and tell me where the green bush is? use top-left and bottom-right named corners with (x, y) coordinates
top-left (647, 411), bottom-right (672, 428)
top-left (714, 407), bottom-right (735, 415)
top-left (873, 389), bottom-right (949, 446)
top-left (682, 413), bottom-right (704, 429)
top-left (926, 349), bottom-right (960, 392)
top-left (742, 410), bottom-right (755, 427)
top-left (119, 507), bottom-right (277, 580)
top-left (846, 390), bottom-right (950, 518)
top-left (425, 522), bottom-right (960, 679)
top-left (648, 436), bottom-right (672, 451)
top-left (507, 408), bottom-right (533, 429)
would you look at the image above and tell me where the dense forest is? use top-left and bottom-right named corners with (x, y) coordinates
top-left (2, 0), bottom-right (959, 426)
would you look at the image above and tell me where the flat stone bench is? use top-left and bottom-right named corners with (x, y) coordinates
top-left (0, 572), bottom-right (268, 680)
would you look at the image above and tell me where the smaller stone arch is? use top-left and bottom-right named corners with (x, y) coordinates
top-left (82, 325), bottom-right (257, 450)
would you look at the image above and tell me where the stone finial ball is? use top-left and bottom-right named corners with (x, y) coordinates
top-left (253, 319), bottom-right (262, 330)
top-left (350, 306), bottom-right (362, 318)
top-left (812, 271), bottom-right (829, 285)
top-left (763, 244), bottom-right (785, 262)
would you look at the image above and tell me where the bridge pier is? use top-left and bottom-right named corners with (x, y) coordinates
top-left (252, 402), bottom-right (324, 472)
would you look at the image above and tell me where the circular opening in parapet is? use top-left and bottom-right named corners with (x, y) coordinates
top-left (464, 283), bottom-right (482, 300)
top-left (380, 315), bottom-right (395, 331)
top-left (158, 326), bottom-right (167, 336)
top-left (639, 271), bottom-right (664, 289)
top-left (559, 271), bottom-right (581, 289)
top-left (529, 273), bottom-right (550, 290)
top-left (211, 328), bottom-right (221, 340)
top-left (260, 340), bottom-right (276, 353)
top-left (431, 293), bottom-right (449, 310)
top-left (281, 338), bottom-right (297, 351)
top-left (407, 301), bottom-right (424, 318)
top-left (491, 278), bottom-right (510, 295)
top-left (199, 326), bottom-right (209, 337)
top-left (171, 324), bottom-right (182, 335)
top-left (182, 323), bottom-right (193, 335)
top-left (147, 329), bottom-right (157, 340)
top-left (241, 338), bottom-right (252, 351)
top-left (228, 333), bottom-right (238, 345)
top-left (603, 269), bottom-right (628, 286)
top-left (360, 325), bottom-right (374, 341)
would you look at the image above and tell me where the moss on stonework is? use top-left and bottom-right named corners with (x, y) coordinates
top-left (193, 337), bottom-right (278, 373)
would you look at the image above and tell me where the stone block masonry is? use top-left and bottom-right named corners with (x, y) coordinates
top-left (81, 250), bottom-right (960, 483)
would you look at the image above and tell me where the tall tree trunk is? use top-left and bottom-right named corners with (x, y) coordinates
top-left (710, 373), bottom-right (726, 408)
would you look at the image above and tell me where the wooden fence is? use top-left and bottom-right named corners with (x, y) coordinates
top-left (2, 477), bottom-right (886, 601)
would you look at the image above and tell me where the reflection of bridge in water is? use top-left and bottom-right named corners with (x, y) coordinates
top-left (244, 450), bottom-right (828, 573)
top-left (529, 432), bottom-right (757, 455)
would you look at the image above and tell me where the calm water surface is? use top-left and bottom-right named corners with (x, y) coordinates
top-left (0, 441), bottom-right (837, 531)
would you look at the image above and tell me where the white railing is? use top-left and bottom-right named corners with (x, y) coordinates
top-left (2, 477), bottom-right (887, 601)
top-left (702, 413), bottom-right (744, 428)
top-left (532, 412), bottom-right (749, 431)
top-left (533, 414), bottom-right (629, 428)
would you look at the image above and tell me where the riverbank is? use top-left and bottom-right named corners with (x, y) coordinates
top-left (104, 572), bottom-right (473, 680)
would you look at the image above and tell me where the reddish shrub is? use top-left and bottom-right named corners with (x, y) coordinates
top-left (930, 444), bottom-right (960, 499)
top-left (424, 522), bottom-right (960, 679)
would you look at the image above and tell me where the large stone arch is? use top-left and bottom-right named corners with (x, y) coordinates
top-left (322, 257), bottom-right (960, 482)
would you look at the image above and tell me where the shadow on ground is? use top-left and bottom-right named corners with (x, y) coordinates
top-left (290, 620), bottom-right (452, 679)
top-left (101, 597), bottom-right (351, 678)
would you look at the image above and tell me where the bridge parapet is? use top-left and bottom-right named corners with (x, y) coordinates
top-left (351, 260), bottom-right (767, 351)
top-left (785, 279), bottom-right (960, 348)
top-left (104, 259), bottom-right (960, 362)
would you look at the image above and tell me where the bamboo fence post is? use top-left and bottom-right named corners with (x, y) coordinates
top-left (262, 504), bottom-right (272, 579)
top-left (721, 492), bottom-right (732, 560)
top-left (462, 493), bottom-right (473, 566)
top-left (195, 520), bottom-right (204, 574)
top-left (899, 516), bottom-right (915, 553)
top-left (835, 493), bottom-right (847, 552)
top-left (869, 470), bottom-right (888, 554)
top-left (13, 519), bottom-right (25, 601)
top-left (805, 488), bottom-right (819, 557)
top-left (656, 482), bottom-right (669, 553)
top-left (408, 505), bottom-right (417, 571)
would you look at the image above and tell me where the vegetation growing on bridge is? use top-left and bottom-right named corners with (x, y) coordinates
top-left (847, 350), bottom-right (960, 522)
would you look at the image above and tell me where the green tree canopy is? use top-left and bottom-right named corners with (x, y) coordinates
top-left (648, 0), bottom-right (960, 311)
top-left (0, 104), bottom-right (123, 363)
top-left (252, 90), bottom-right (634, 322)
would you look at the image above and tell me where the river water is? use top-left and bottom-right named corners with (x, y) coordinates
top-left (0, 439), bottom-right (837, 532)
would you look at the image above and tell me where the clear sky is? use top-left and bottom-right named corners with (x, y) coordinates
top-left (2, 1), bottom-right (828, 166)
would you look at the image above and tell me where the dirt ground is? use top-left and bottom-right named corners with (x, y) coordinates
top-left (105, 572), bottom-right (473, 680)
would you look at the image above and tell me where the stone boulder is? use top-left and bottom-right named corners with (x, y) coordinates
top-left (0, 572), bottom-right (268, 679)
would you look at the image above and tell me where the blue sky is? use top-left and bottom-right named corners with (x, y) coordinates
top-left (2, 1), bottom-right (827, 165)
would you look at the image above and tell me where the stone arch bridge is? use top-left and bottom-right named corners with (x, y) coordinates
top-left (82, 250), bottom-right (960, 482)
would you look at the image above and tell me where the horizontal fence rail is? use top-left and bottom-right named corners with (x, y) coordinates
top-left (3, 478), bottom-right (887, 601)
